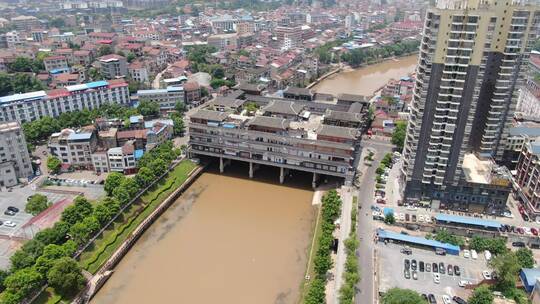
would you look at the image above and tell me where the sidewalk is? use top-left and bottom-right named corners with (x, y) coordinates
top-left (327, 186), bottom-right (354, 304)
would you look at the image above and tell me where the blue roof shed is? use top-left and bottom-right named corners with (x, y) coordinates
top-left (376, 228), bottom-right (460, 255)
top-left (435, 213), bottom-right (501, 230)
top-left (520, 268), bottom-right (540, 293)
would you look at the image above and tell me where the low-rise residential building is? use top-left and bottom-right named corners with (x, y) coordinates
top-left (48, 128), bottom-right (97, 169)
top-left (107, 141), bottom-right (138, 174)
top-left (208, 33), bottom-right (238, 51)
top-left (502, 124), bottom-right (540, 169)
top-left (44, 56), bottom-right (70, 74)
top-left (0, 80), bottom-right (130, 123)
top-left (516, 137), bottom-right (540, 216)
top-left (98, 54), bottom-right (127, 79)
top-left (128, 61), bottom-right (150, 83)
top-left (0, 121), bottom-right (33, 186)
top-left (137, 87), bottom-right (184, 111)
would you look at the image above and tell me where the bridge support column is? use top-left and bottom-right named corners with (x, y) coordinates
top-left (312, 173), bottom-right (319, 189)
top-left (279, 167), bottom-right (289, 184)
top-left (219, 157), bottom-right (224, 173)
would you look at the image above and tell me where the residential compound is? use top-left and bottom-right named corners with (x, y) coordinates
top-left (188, 89), bottom-right (369, 187)
top-left (48, 116), bottom-right (173, 174)
top-left (401, 0), bottom-right (540, 212)
top-left (0, 80), bottom-right (129, 123)
top-left (0, 122), bottom-right (33, 187)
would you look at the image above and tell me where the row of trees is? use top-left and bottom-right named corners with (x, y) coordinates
top-left (426, 229), bottom-right (465, 247)
top-left (0, 73), bottom-right (46, 96)
top-left (1, 141), bottom-right (180, 303)
top-left (338, 198), bottom-right (360, 304)
top-left (305, 190), bottom-right (342, 304)
top-left (391, 121), bottom-right (407, 151)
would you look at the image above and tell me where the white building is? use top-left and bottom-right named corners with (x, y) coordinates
top-left (0, 80), bottom-right (130, 123)
top-left (137, 87), bottom-right (184, 111)
top-left (0, 122), bottom-right (33, 186)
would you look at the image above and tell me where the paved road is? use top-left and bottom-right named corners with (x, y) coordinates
top-left (355, 139), bottom-right (392, 304)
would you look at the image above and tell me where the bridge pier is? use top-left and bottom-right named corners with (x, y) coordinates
top-left (249, 162), bottom-right (260, 178)
top-left (279, 167), bottom-right (289, 184)
top-left (219, 157), bottom-right (231, 173)
top-left (312, 173), bottom-right (319, 189)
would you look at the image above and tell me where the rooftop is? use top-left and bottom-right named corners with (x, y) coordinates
top-left (462, 153), bottom-right (511, 185)
top-left (435, 213), bottom-right (502, 229)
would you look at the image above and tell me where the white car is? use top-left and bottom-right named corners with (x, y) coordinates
top-left (503, 211), bottom-right (514, 218)
top-left (418, 215), bottom-right (424, 222)
top-left (4, 221), bottom-right (16, 227)
top-left (433, 273), bottom-right (440, 284)
top-left (482, 270), bottom-right (492, 280)
top-left (406, 205), bottom-right (418, 211)
top-left (424, 216), bottom-right (432, 223)
top-left (524, 227), bottom-right (532, 235)
top-left (463, 249), bottom-right (470, 258)
top-left (471, 250), bottom-right (478, 259)
top-left (399, 213), bottom-right (405, 221)
top-left (459, 280), bottom-right (471, 287)
top-left (442, 295), bottom-right (452, 304)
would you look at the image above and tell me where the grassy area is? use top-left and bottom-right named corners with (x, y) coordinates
top-left (32, 288), bottom-right (63, 304)
top-left (78, 160), bottom-right (197, 274)
top-left (299, 202), bottom-right (323, 302)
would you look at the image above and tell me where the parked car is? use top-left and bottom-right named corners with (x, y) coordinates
top-left (400, 247), bottom-right (412, 255)
top-left (439, 262), bottom-right (445, 274)
top-left (512, 241), bottom-right (526, 247)
top-left (7, 206), bottom-right (19, 213)
top-left (447, 264), bottom-right (453, 276)
top-left (454, 265), bottom-right (461, 276)
top-left (411, 259), bottom-right (417, 270)
top-left (482, 270), bottom-right (492, 280)
top-left (435, 248), bottom-right (446, 255)
top-left (428, 294), bottom-right (437, 304)
top-left (463, 249), bottom-right (470, 258)
top-left (517, 227), bottom-right (525, 234)
top-left (442, 295), bottom-right (452, 304)
top-left (524, 227), bottom-right (532, 235)
top-left (433, 273), bottom-right (440, 284)
top-left (425, 263), bottom-right (431, 272)
top-left (453, 296), bottom-right (467, 304)
top-left (532, 227), bottom-right (539, 236)
top-left (412, 215), bottom-right (417, 222)
top-left (4, 221), bottom-right (16, 227)
top-left (458, 280), bottom-right (470, 287)
top-left (4, 210), bottom-right (15, 216)
top-left (422, 294), bottom-right (428, 302)
top-left (419, 261), bottom-right (425, 272)
top-left (471, 250), bottom-right (478, 259)
top-left (412, 270), bottom-right (418, 280)
top-left (405, 214), bottom-right (410, 221)
top-left (432, 262), bottom-right (438, 273)
top-left (404, 269), bottom-right (411, 279)
top-left (404, 259), bottom-right (410, 270)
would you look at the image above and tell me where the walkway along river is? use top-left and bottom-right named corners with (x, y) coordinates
top-left (311, 55), bottom-right (417, 96)
top-left (91, 164), bottom-right (316, 304)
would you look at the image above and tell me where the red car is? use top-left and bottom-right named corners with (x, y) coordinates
top-left (532, 228), bottom-right (539, 236)
top-left (517, 227), bottom-right (525, 234)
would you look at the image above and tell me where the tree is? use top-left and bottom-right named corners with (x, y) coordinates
top-left (126, 52), bottom-right (136, 63)
top-left (469, 285), bottom-right (494, 304)
top-left (25, 194), bottom-right (50, 215)
top-left (49, 17), bottom-right (65, 28)
top-left (170, 112), bottom-right (185, 136)
top-left (382, 288), bottom-right (427, 304)
top-left (113, 186), bottom-right (131, 207)
top-left (138, 100), bottom-right (160, 117)
top-left (470, 236), bottom-right (508, 255)
top-left (35, 221), bottom-right (69, 245)
top-left (391, 121), bottom-right (407, 151)
top-left (34, 243), bottom-right (72, 275)
top-left (119, 177), bottom-right (139, 199)
top-left (305, 278), bottom-right (326, 304)
top-left (47, 257), bottom-right (86, 297)
top-left (431, 229), bottom-right (464, 247)
top-left (149, 158), bottom-right (168, 176)
top-left (104, 172), bottom-right (125, 196)
top-left (175, 101), bottom-right (186, 114)
top-left (135, 166), bottom-right (155, 188)
top-left (489, 251), bottom-right (521, 292)
top-left (47, 156), bottom-right (62, 174)
top-left (11, 73), bottom-right (45, 93)
top-left (515, 248), bottom-right (535, 269)
top-left (0, 73), bottom-right (13, 96)
top-left (98, 45), bottom-right (114, 57)
top-left (384, 213), bottom-right (396, 224)
top-left (69, 216), bottom-right (100, 245)
top-left (3, 267), bottom-right (43, 303)
top-left (9, 57), bottom-right (35, 73)
top-left (61, 196), bottom-right (93, 226)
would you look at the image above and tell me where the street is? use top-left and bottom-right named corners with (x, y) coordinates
top-left (355, 138), bottom-right (393, 304)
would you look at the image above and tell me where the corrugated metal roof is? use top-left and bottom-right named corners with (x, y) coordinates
top-left (376, 229), bottom-right (460, 254)
top-left (0, 91), bottom-right (47, 104)
top-left (508, 126), bottom-right (540, 136)
top-left (67, 133), bottom-right (92, 141)
top-left (435, 213), bottom-right (501, 229)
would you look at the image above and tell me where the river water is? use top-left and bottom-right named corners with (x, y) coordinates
top-left (312, 55), bottom-right (418, 96)
top-left (91, 166), bottom-right (316, 304)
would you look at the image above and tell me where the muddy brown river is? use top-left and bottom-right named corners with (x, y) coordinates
top-left (312, 55), bottom-right (417, 96)
top-left (91, 167), bottom-right (316, 304)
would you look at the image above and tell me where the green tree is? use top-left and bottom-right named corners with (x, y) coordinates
top-left (47, 257), bottom-right (86, 297)
top-left (382, 288), bottom-right (427, 304)
top-left (135, 166), bottom-right (155, 188)
top-left (35, 221), bottom-right (69, 245)
top-left (149, 158), bottom-right (168, 176)
top-left (98, 45), bottom-right (114, 57)
top-left (170, 112), bottom-right (185, 136)
top-left (126, 52), bottom-right (136, 63)
top-left (489, 251), bottom-right (521, 292)
top-left (25, 194), bottom-right (50, 215)
top-left (49, 17), bottom-right (65, 28)
top-left (3, 267), bottom-right (43, 303)
top-left (305, 278), bottom-right (326, 304)
top-left (10, 239), bottom-right (45, 271)
top-left (69, 216), bottom-right (100, 245)
top-left (138, 100), bottom-right (160, 117)
top-left (11, 73), bottom-right (45, 93)
top-left (120, 177), bottom-right (139, 198)
top-left (9, 57), bottom-right (35, 72)
top-left (113, 186), bottom-right (131, 207)
top-left (515, 247), bottom-right (535, 269)
top-left (0, 73), bottom-right (13, 95)
top-left (61, 196), bottom-right (94, 226)
top-left (104, 172), bottom-right (125, 196)
top-left (470, 236), bottom-right (508, 255)
top-left (34, 243), bottom-right (74, 275)
top-left (431, 229), bottom-right (465, 247)
top-left (391, 121), bottom-right (407, 151)
top-left (47, 156), bottom-right (62, 174)
top-left (469, 285), bottom-right (494, 304)
top-left (384, 213), bottom-right (396, 224)
top-left (175, 101), bottom-right (186, 113)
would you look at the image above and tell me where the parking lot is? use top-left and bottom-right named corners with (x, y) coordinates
top-left (378, 243), bottom-right (489, 302)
